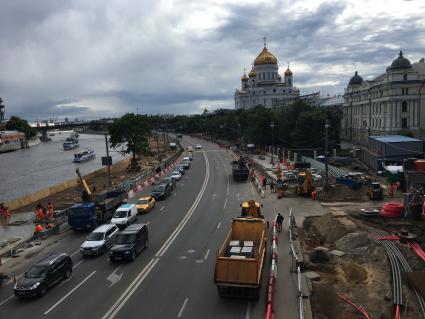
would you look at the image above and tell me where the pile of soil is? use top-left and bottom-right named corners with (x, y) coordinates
top-left (13, 138), bottom-right (176, 214)
top-left (321, 184), bottom-right (369, 202)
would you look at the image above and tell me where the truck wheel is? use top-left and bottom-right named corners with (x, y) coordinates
top-left (100, 245), bottom-right (107, 255)
top-left (144, 239), bottom-right (149, 249)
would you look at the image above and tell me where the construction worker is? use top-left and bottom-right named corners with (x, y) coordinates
top-left (396, 181), bottom-right (401, 191)
top-left (270, 180), bottom-right (275, 193)
top-left (388, 183), bottom-right (395, 197)
top-left (34, 224), bottom-right (44, 235)
top-left (0, 203), bottom-right (11, 221)
top-left (35, 203), bottom-right (45, 220)
top-left (311, 190), bottom-right (317, 201)
top-left (47, 202), bottom-right (54, 219)
top-left (276, 213), bottom-right (284, 232)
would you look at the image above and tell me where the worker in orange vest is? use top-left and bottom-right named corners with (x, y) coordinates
top-left (35, 203), bottom-right (45, 220)
top-left (34, 224), bottom-right (44, 234)
top-left (47, 202), bottom-right (54, 219)
top-left (311, 190), bottom-right (317, 201)
top-left (396, 181), bottom-right (401, 190)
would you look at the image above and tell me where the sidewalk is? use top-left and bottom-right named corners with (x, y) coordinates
top-left (251, 153), bottom-right (329, 319)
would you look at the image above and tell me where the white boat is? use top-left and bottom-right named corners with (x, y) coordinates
top-left (63, 139), bottom-right (79, 150)
top-left (0, 131), bottom-right (25, 153)
top-left (73, 149), bottom-right (96, 163)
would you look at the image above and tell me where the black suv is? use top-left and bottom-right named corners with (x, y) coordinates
top-left (14, 253), bottom-right (73, 298)
top-left (151, 183), bottom-right (172, 200)
top-left (159, 177), bottom-right (176, 190)
top-left (109, 224), bottom-right (149, 262)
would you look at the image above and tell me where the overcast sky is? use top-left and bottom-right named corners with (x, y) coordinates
top-left (1, 0), bottom-right (424, 120)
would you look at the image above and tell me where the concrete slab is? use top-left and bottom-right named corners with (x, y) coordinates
top-left (304, 271), bottom-right (321, 281)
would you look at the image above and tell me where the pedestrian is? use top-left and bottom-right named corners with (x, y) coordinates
top-left (276, 213), bottom-right (284, 232)
top-left (47, 202), bottom-right (54, 219)
top-left (262, 176), bottom-right (267, 189)
top-left (389, 183), bottom-right (394, 197)
top-left (270, 180), bottom-right (275, 193)
top-left (396, 181), bottom-right (401, 190)
top-left (311, 190), bottom-right (317, 201)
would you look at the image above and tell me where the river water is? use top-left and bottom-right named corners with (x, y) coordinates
top-left (0, 131), bottom-right (126, 203)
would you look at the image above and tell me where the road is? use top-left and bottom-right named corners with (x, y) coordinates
top-left (0, 136), bottom-right (267, 319)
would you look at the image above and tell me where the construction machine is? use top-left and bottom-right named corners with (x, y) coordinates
top-left (240, 200), bottom-right (263, 218)
top-left (76, 168), bottom-right (92, 202)
top-left (295, 170), bottom-right (316, 196)
top-left (367, 182), bottom-right (384, 200)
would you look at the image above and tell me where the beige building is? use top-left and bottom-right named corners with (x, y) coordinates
top-left (342, 51), bottom-right (425, 145)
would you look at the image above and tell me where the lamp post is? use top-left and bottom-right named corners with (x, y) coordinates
top-left (270, 121), bottom-right (275, 165)
top-left (104, 130), bottom-right (112, 187)
top-left (324, 119), bottom-right (330, 189)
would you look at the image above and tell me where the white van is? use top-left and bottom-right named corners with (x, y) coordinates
top-left (111, 204), bottom-right (138, 229)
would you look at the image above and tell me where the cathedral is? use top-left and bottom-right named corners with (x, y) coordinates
top-left (234, 42), bottom-right (300, 109)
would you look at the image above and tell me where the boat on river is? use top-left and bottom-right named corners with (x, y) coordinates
top-left (0, 131), bottom-right (25, 153)
top-left (63, 139), bottom-right (79, 150)
top-left (73, 149), bottom-right (96, 163)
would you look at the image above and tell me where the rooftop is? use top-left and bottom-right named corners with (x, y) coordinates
top-left (369, 135), bottom-right (422, 143)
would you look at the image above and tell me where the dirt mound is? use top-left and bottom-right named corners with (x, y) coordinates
top-left (322, 184), bottom-right (369, 202)
top-left (340, 262), bottom-right (367, 284)
top-left (335, 232), bottom-right (376, 254)
top-left (303, 213), bottom-right (357, 245)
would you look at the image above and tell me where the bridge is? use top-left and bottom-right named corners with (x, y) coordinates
top-left (31, 120), bottom-right (113, 140)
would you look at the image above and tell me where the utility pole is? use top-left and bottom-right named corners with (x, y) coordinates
top-left (270, 121), bottom-right (275, 165)
top-left (156, 127), bottom-right (160, 163)
top-left (324, 119), bottom-right (330, 189)
top-left (104, 130), bottom-right (112, 187)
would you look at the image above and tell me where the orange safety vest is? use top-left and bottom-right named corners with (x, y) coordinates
top-left (47, 204), bottom-right (54, 218)
top-left (35, 224), bottom-right (44, 233)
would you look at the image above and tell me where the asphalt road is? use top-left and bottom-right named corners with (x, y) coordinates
top-left (0, 136), bottom-right (267, 319)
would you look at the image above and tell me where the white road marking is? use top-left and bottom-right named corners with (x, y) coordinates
top-left (0, 295), bottom-right (14, 307)
top-left (179, 256), bottom-right (187, 260)
top-left (187, 249), bottom-right (195, 253)
top-left (102, 151), bottom-right (210, 319)
top-left (146, 221), bottom-right (151, 225)
top-left (177, 298), bottom-right (189, 318)
top-left (223, 197), bottom-right (227, 209)
top-left (73, 260), bottom-right (84, 269)
top-left (173, 193), bottom-right (177, 197)
top-left (44, 270), bottom-right (96, 315)
top-left (251, 184), bottom-right (255, 196)
top-left (212, 193), bottom-right (216, 200)
top-left (217, 222), bottom-right (221, 229)
top-left (70, 249), bottom-right (80, 257)
top-left (204, 249), bottom-right (210, 260)
top-left (245, 302), bottom-right (251, 319)
top-left (160, 206), bottom-right (165, 211)
top-left (107, 266), bottom-right (123, 287)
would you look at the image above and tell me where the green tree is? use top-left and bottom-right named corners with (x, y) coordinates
top-left (5, 116), bottom-right (37, 140)
top-left (108, 113), bottom-right (152, 168)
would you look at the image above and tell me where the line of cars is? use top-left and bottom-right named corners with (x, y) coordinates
top-left (13, 151), bottom-right (195, 298)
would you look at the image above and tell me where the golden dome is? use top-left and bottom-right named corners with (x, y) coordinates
top-left (241, 69), bottom-right (249, 81)
top-left (284, 67), bottom-right (292, 76)
top-left (248, 68), bottom-right (256, 77)
top-left (254, 47), bottom-right (278, 66)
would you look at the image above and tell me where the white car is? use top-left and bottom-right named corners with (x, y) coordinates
top-left (111, 204), bottom-right (138, 229)
top-left (196, 144), bottom-right (202, 149)
top-left (80, 224), bottom-right (119, 256)
top-left (171, 170), bottom-right (182, 181)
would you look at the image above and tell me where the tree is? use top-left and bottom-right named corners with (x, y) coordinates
top-left (108, 113), bottom-right (152, 169)
top-left (5, 116), bottom-right (37, 140)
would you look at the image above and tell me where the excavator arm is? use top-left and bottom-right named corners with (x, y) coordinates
top-left (76, 168), bottom-right (92, 202)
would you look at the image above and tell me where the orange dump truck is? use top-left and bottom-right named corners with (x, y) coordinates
top-left (214, 217), bottom-right (267, 299)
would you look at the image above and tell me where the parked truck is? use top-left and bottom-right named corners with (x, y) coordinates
top-left (214, 217), bottom-right (267, 299)
top-left (68, 190), bottom-right (126, 231)
top-left (231, 156), bottom-right (249, 181)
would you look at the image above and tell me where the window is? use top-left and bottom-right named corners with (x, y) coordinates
top-left (403, 74), bottom-right (407, 80)
top-left (402, 118), bottom-right (408, 129)
top-left (402, 101), bottom-right (407, 112)
top-left (406, 88), bottom-right (409, 95)
top-left (288, 79), bottom-right (291, 85)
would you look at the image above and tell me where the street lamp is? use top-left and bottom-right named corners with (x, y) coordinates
top-left (324, 119), bottom-right (330, 189)
top-left (270, 121), bottom-right (275, 164)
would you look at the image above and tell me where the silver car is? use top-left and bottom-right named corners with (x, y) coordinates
top-left (80, 224), bottom-right (119, 256)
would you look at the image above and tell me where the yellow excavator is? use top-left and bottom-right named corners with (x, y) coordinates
top-left (76, 168), bottom-right (93, 202)
top-left (240, 200), bottom-right (264, 218)
top-left (295, 170), bottom-right (316, 196)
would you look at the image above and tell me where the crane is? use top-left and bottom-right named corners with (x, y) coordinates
top-left (76, 168), bottom-right (92, 202)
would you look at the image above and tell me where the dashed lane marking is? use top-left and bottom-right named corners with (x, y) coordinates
top-left (177, 298), bottom-right (189, 318)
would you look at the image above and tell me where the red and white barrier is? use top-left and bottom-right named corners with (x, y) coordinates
top-left (265, 220), bottom-right (279, 319)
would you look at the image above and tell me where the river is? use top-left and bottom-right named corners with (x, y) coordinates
top-left (0, 131), bottom-right (126, 203)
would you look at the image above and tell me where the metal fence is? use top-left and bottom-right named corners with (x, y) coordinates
top-left (288, 208), bottom-right (304, 319)
top-left (300, 156), bottom-right (350, 178)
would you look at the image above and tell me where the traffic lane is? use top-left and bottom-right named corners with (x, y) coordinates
top-left (111, 147), bottom-right (221, 319)
top-left (112, 147), bottom-right (253, 318)
top-left (37, 151), bottom-right (208, 319)
top-left (0, 151), bottom-right (201, 317)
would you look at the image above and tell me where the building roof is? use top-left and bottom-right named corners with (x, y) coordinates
top-left (320, 96), bottom-right (344, 107)
top-left (349, 71), bottom-right (363, 85)
top-left (390, 51), bottom-right (412, 70)
top-left (369, 135), bottom-right (422, 143)
top-left (254, 47), bottom-right (278, 66)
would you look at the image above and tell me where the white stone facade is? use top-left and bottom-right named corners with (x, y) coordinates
top-left (234, 45), bottom-right (299, 109)
top-left (342, 52), bottom-right (425, 145)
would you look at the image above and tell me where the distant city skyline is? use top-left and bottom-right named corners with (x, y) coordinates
top-left (0, 0), bottom-right (424, 119)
